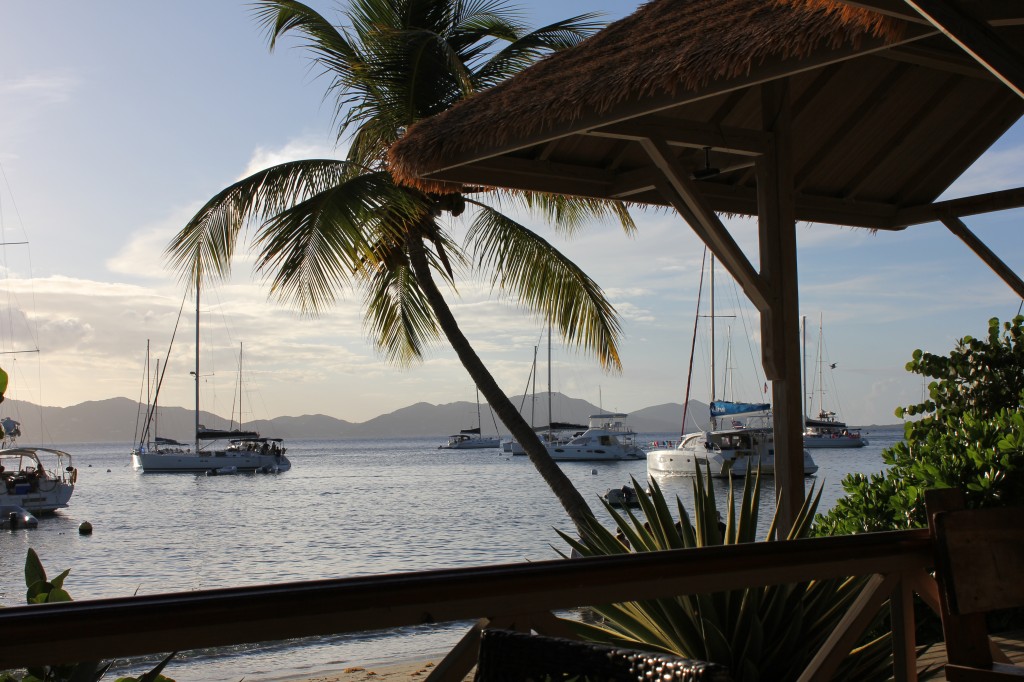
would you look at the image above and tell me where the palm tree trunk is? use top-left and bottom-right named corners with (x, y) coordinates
top-left (407, 235), bottom-right (596, 537)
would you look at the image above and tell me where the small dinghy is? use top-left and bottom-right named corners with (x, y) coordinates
top-left (601, 485), bottom-right (645, 508)
top-left (0, 504), bottom-right (39, 529)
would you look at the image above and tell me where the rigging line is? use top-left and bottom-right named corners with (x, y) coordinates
top-left (139, 291), bottom-right (189, 446)
top-left (681, 247), bottom-right (708, 437)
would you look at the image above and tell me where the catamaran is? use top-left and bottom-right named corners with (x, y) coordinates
top-left (647, 253), bottom-right (817, 478)
top-left (802, 315), bottom-right (868, 448)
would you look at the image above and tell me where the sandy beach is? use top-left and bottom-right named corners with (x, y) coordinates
top-left (289, 659), bottom-right (473, 682)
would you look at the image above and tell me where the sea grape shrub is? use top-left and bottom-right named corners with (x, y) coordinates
top-left (0, 549), bottom-right (176, 682)
top-left (816, 316), bottom-right (1024, 536)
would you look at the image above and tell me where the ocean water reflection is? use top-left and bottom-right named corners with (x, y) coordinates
top-left (0, 427), bottom-right (904, 680)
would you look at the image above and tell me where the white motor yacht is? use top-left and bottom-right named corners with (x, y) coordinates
top-left (545, 413), bottom-right (644, 461)
top-left (647, 423), bottom-right (817, 478)
top-left (439, 431), bottom-right (501, 449)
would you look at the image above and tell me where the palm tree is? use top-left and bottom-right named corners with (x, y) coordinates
top-left (165, 0), bottom-right (634, 535)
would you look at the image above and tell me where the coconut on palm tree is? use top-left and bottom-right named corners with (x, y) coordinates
top-left (165, 0), bottom-right (634, 535)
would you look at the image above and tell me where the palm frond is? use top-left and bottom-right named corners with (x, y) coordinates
top-left (465, 202), bottom-right (623, 371)
top-left (164, 159), bottom-right (359, 288)
top-left (251, 170), bottom-right (406, 314)
top-left (474, 13), bottom-right (605, 88)
top-left (361, 237), bottom-right (444, 365)
top-left (504, 191), bottom-right (637, 236)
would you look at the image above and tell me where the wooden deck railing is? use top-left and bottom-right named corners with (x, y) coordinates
top-left (0, 529), bottom-right (941, 681)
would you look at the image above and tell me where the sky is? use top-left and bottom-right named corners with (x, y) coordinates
top-left (0, 1), bottom-right (1021, 430)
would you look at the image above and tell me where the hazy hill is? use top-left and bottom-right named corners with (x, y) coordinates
top-left (0, 393), bottom-right (706, 445)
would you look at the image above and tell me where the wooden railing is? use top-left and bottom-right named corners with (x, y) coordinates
top-left (0, 529), bottom-right (940, 681)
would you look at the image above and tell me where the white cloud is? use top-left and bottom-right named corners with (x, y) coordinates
top-left (944, 141), bottom-right (1024, 198)
top-left (240, 138), bottom-right (344, 178)
top-left (0, 73), bottom-right (79, 104)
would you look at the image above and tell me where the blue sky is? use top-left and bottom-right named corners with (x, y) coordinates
top-left (0, 1), bottom-right (1021, 430)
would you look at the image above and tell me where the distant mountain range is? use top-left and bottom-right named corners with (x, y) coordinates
top-left (0, 393), bottom-right (894, 446)
top-left (0, 393), bottom-right (699, 445)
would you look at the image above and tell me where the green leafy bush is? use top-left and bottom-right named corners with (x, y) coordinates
top-left (0, 549), bottom-right (175, 682)
top-left (557, 470), bottom-right (891, 681)
top-left (817, 316), bottom-right (1024, 535)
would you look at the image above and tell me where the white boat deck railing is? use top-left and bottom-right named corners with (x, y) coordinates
top-left (0, 529), bottom-right (942, 681)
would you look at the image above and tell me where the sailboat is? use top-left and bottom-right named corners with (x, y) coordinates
top-left (506, 323), bottom-right (587, 457)
top-left (0, 179), bottom-right (78, 514)
top-left (131, 287), bottom-right (291, 473)
top-left (646, 253), bottom-right (818, 478)
top-left (439, 388), bottom-right (500, 449)
top-left (802, 315), bottom-right (868, 449)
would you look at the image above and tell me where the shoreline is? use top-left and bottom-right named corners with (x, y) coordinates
top-left (280, 658), bottom-right (472, 682)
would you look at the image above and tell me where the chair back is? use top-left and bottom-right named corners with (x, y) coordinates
top-left (926, 488), bottom-right (1024, 679)
top-left (474, 629), bottom-right (731, 681)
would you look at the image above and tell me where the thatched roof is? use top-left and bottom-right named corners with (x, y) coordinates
top-left (387, 0), bottom-right (1024, 230)
top-left (389, 0), bottom-right (906, 191)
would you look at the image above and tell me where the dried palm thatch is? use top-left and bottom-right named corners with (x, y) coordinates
top-left (388, 0), bottom-right (906, 191)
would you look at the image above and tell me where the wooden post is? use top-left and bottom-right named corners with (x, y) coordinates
top-left (757, 80), bottom-right (805, 532)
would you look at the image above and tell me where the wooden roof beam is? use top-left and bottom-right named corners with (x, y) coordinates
top-left (588, 118), bottom-right (769, 155)
top-left (835, 1), bottom-right (1024, 27)
top-left (882, 43), bottom-right (1000, 80)
top-left (900, 0), bottom-right (1024, 99)
top-left (895, 186), bottom-right (1024, 225)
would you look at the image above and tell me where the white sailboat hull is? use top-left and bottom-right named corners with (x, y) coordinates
top-left (131, 449), bottom-right (290, 473)
top-left (0, 447), bottom-right (76, 513)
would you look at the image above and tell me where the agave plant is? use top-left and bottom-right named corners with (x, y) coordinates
top-left (556, 468), bottom-right (892, 682)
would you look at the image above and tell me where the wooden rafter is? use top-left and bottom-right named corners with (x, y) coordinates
top-left (588, 118), bottom-right (769, 155)
top-left (836, 0), bottom-right (1024, 27)
top-left (639, 136), bottom-right (771, 312)
top-left (941, 216), bottom-right (1024, 299)
top-left (900, 0), bottom-right (1024, 99)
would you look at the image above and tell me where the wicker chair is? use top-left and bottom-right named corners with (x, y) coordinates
top-left (474, 628), bottom-right (731, 681)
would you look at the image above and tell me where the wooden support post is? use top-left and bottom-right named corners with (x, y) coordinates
top-left (757, 80), bottom-right (804, 531)
top-left (891, 576), bottom-right (919, 682)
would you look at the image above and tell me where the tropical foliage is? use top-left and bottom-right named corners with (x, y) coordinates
top-left (816, 316), bottom-right (1024, 535)
top-left (556, 471), bottom-right (892, 682)
top-left (165, 0), bottom-right (634, 534)
top-left (0, 549), bottom-right (175, 682)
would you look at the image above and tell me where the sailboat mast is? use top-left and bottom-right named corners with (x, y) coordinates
top-left (547, 320), bottom-right (552, 439)
top-left (531, 344), bottom-right (537, 428)
top-left (238, 342), bottom-right (243, 430)
top-left (194, 283), bottom-right (200, 453)
top-left (710, 255), bottom-right (716, 429)
top-left (154, 358), bottom-right (159, 445)
top-left (802, 315), bottom-right (808, 420)
top-left (817, 313), bottom-right (825, 417)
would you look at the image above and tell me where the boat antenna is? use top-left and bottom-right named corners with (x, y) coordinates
top-left (681, 247), bottom-right (707, 436)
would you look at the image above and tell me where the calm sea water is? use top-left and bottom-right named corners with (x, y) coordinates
top-left (0, 426), bottom-right (905, 681)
